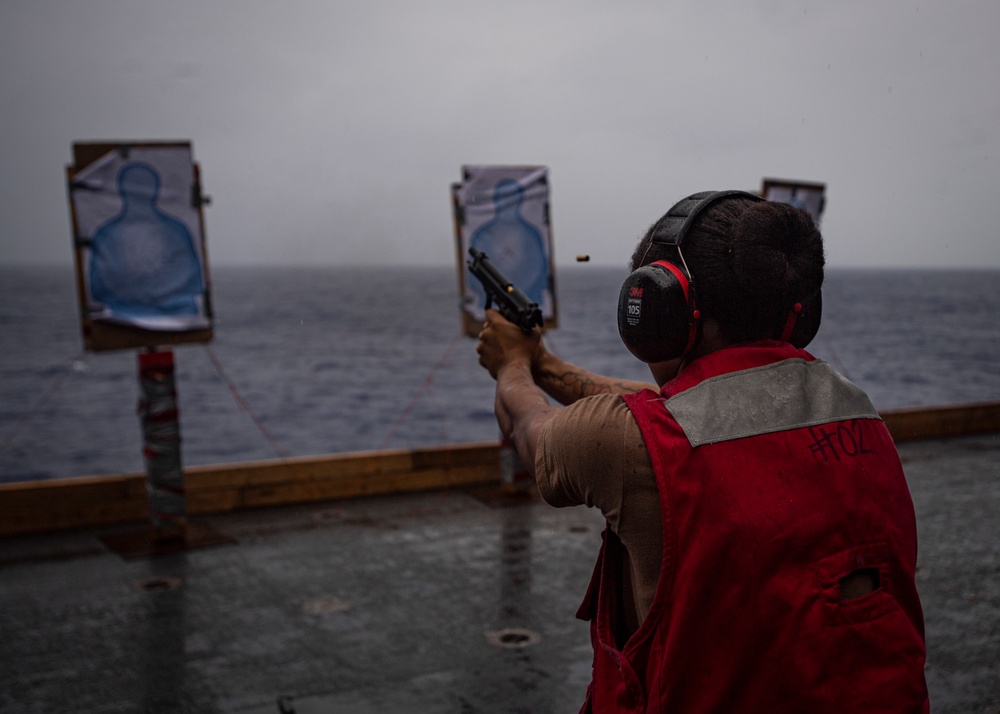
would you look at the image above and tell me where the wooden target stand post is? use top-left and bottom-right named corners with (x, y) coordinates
top-left (67, 141), bottom-right (234, 558)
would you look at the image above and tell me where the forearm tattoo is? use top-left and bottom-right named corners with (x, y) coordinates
top-left (545, 368), bottom-right (640, 401)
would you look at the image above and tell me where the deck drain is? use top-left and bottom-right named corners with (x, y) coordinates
top-left (485, 627), bottom-right (542, 649)
top-left (133, 576), bottom-right (183, 592)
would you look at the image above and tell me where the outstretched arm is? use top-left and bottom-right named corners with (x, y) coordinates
top-left (477, 310), bottom-right (561, 476)
top-left (531, 346), bottom-right (660, 406)
top-left (492, 360), bottom-right (560, 477)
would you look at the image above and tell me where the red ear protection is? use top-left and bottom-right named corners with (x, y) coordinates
top-left (779, 302), bottom-right (803, 343)
top-left (782, 292), bottom-right (822, 348)
top-left (619, 190), bottom-right (762, 363)
top-left (618, 260), bottom-right (700, 363)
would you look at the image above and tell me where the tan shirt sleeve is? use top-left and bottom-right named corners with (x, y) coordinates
top-left (534, 395), bottom-right (632, 523)
top-left (534, 393), bottom-right (664, 626)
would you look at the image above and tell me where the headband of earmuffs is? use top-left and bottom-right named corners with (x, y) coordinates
top-left (647, 190), bottom-right (764, 246)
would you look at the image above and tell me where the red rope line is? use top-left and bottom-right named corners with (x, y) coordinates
top-left (203, 345), bottom-right (290, 459)
top-left (379, 334), bottom-right (463, 450)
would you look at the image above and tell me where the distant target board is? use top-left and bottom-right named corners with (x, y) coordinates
top-left (452, 165), bottom-right (557, 337)
top-left (761, 178), bottom-right (826, 227)
top-left (67, 141), bottom-right (213, 352)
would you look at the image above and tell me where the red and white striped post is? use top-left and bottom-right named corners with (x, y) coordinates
top-left (137, 349), bottom-right (187, 540)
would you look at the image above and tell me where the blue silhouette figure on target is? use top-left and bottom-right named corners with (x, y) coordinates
top-left (89, 162), bottom-right (204, 321)
top-left (469, 178), bottom-right (549, 308)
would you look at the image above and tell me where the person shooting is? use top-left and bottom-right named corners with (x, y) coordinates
top-left (475, 190), bottom-right (929, 712)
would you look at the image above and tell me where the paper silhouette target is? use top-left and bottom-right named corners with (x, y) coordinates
top-left (68, 141), bottom-right (213, 351)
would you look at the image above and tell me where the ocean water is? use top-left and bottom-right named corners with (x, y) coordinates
top-left (1, 265), bottom-right (998, 483)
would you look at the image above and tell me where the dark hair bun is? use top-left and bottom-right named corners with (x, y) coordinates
top-left (731, 201), bottom-right (824, 302)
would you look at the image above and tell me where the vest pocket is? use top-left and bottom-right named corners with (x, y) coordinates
top-left (813, 542), bottom-right (898, 626)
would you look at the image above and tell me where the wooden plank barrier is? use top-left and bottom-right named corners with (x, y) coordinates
top-left (880, 401), bottom-right (1000, 443)
top-left (0, 442), bottom-right (502, 537)
top-left (2, 402), bottom-right (998, 537)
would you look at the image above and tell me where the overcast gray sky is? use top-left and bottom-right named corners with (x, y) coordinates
top-left (2, 0), bottom-right (998, 269)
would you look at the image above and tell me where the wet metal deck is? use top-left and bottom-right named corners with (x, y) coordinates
top-left (1, 434), bottom-right (998, 713)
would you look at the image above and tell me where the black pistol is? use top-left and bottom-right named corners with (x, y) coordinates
top-left (467, 247), bottom-right (543, 333)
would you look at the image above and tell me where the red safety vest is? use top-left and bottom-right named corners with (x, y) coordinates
top-left (578, 342), bottom-right (928, 713)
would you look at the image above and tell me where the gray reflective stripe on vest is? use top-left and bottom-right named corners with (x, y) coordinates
top-left (664, 358), bottom-right (880, 447)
